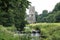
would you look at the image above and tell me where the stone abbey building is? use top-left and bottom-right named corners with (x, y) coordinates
top-left (26, 6), bottom-right (36, 24)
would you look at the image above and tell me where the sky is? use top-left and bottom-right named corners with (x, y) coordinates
top-left (26, 0), bottom-right (60, 14)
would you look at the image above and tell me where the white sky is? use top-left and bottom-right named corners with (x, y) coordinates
top-left (26, 0), bottom-right (60, 14)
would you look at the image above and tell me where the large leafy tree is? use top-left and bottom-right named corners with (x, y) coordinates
top-left (46, 14), bottom-right (55, 23)
top-left (35, 11), bottom-right (38, 22)
top-left (0, 0), bottom-right (30, 31)
top-left (37, 2), bottom-right (60, 23)
top-left (14, 0), bottom-right (30, 31)
top-left (38, 10), bottom-right (48, 22)
top-left (0, 0), bottom-right (15, 26)
top-left (52, 2), bottom-right (60, 22)
top-left (53, 2), bottom-right (60, 12)
top-left (54, 11), bottom-right (60, 22)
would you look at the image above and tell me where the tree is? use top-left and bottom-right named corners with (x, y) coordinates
top-left (35, 11), bottom-right (38, 22)
top-left (38, 10), bottom-right (48, 22)
top-left (52, 2), bottom-right (60, 22)
top-left (53, 2), bottom-right (60, 12)
top-left (0, 0), bottom-right (30, 31)
top-left (54, 11), bottom-right (60, 22)
top-left (37, 2), bottom-right (60, 23)
top-left (46, 14), bottom-right (55, 23)
top-left (0, 0), bottom-right (14, 26)
top-left (42, 10), bottom-right (48, 17)
top-left (14, 0), bottom-right (30, 31)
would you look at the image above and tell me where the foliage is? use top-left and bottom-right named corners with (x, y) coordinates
top-left (36, 2), bottom-right (60, 23)
top-left (26, 23), bottom-right (60, 40)
top-left (0, 23), bottom-right (60, 40)
top-left (54, 11), bottom-right (60, 22)
top-left (46, 14), bottom-right (55, 23)
top-left (0, 0), bottom-right (30, 31)
top-left (35, 11), bottom-right (38, 22)
top-left (0, 25), bottom-right (19, 40)
top-left (14, 0), bottom-right (30, 31)
top-left (37, 10), bottom-right (48, 22)
top-left (53, 2), bottom-right (60, 12)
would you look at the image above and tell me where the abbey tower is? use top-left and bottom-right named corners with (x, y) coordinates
top-left (28, 6), bottom-right (36, 23)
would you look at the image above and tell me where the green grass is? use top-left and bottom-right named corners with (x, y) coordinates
top-left (0, 25), bottom-right (19, 40)
top-left (0, 23), bottom-right (60, 40)
top-left (26, 23), bottom-right (60, 40)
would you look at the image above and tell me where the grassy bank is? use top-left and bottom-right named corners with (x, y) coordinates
top-left (0, 23), bottom-right (60, 40)
top-left (26, 23), bottom-right (60, 40)
top-left (0, 25), bottom-right (20, 40)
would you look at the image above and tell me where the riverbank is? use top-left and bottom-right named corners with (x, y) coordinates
top-left (26, 23), bottom-right (60, 40)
